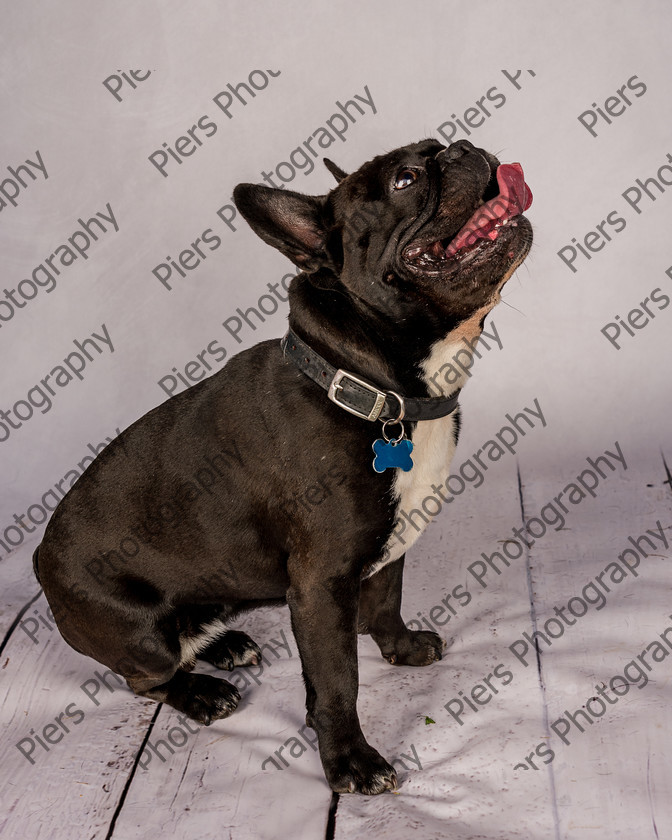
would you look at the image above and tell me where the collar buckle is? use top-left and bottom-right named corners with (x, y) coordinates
top-left (328, 369), bottom-right (387, 422)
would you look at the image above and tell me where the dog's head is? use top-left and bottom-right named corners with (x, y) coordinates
top-left (234, 139), bottom-right (532, 377)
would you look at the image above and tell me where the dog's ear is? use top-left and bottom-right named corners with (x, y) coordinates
top-left (233, 184), bottom-right (332, 272)
top-left (323, 158), bottom-right (348, 183)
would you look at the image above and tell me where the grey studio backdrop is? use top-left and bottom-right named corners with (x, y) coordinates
top-left (2, 2), bottom-right (671, 552)
top-left (1, 0), bottom-right (672, 835)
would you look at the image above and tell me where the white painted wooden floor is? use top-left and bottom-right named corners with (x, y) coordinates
top-left (1, 442), bottom-right (671, 840)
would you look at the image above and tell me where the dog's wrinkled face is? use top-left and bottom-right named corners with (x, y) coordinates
top-left (234, 138), bottom-right (532, 331)
top-left (329, 138), bottom-right (532, 321)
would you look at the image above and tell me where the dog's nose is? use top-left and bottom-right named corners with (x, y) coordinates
top-left (442, 140), bottom-right (475, 163)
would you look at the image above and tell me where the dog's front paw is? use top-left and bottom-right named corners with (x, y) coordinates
top-left (325, 744), bottom-right (397, 795)
top-left (381, 629), bottom-right (445, 666)
top-left (199, 630), bottom-right (262, 671)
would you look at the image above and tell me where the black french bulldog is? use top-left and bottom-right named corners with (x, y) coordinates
top-left (34, 138), bottom-right (532, 795)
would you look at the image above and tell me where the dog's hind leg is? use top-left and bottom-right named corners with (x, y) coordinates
top-left (121, 634), bottom-right (240, 725)
top-left (39, 553), bottom-right (243, 725)
top-left (63, 605), bottom-right (242, 726)
top-left (123, 614), bottom-right (244, 725)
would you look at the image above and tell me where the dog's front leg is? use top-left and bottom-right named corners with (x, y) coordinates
top-left (359, 555), bottom-right (445, 666)
top-left (286, 571), bottom-right (397, 795)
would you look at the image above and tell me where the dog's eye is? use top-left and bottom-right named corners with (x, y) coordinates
top-left (394, 169), bottom-right (418, 190)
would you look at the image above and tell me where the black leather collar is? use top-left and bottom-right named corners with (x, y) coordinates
top-left (280, 328), bottom-right (460, 422)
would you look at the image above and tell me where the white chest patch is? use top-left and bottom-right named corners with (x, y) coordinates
top-left (366, 337), bottom-right (473, 578)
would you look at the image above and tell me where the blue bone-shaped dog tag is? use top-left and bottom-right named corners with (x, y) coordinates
top-left (372, 437), bottom-right (414, 473)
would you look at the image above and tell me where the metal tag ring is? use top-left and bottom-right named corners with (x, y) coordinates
top-left (386, 390), bottom-right (405, 423)
top-left (381, 418), bottom-right (405, 444)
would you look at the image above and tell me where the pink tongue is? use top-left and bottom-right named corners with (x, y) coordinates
top-left (445, 162), bottom-right (532, 257)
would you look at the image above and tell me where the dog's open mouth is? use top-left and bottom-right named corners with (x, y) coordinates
top-left (403, 163), bottom-right (533, 269)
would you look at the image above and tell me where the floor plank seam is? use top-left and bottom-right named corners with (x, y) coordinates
top-left (660, 451), bottom-right (672, 495)
top-left (0, 588), bottom-right (42, 659)
top-left (324, 790), bottom-right (339, 840)
top-left (516, 463), bottom-right (562, 840)
top-left (104, 702), bottom-right (164, 840)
